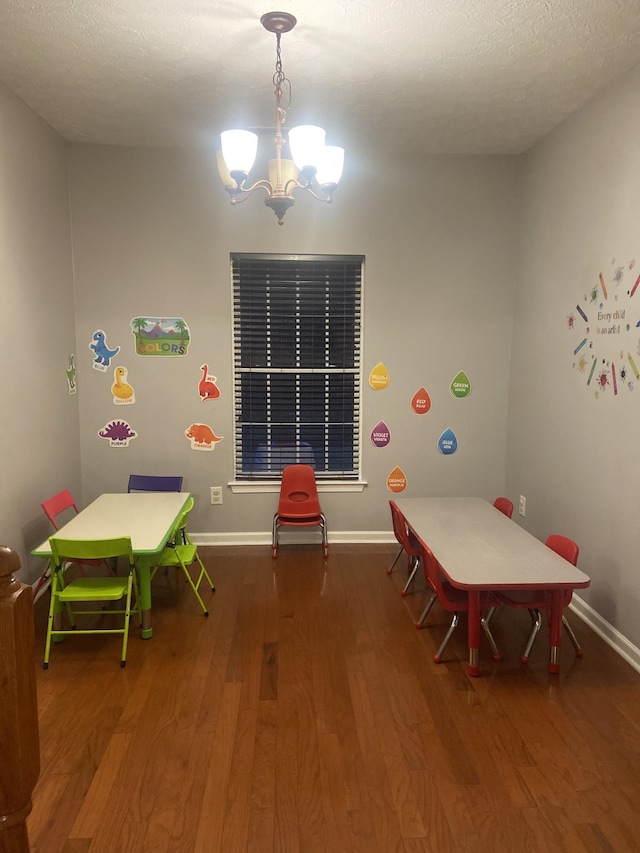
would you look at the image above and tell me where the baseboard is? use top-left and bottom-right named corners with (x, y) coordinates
top-left (190, 530), bottom-right (397, 547)
top-left (569, 594), bottom-right (640, 675)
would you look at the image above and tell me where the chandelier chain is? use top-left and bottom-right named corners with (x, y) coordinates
top-left (273, 32), bottom-right (291, 123)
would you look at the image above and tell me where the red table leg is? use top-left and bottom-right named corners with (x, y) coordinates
top-left (548, 588), bottom-right (563, 674)
top-left (467, 589), bottom-right (480, 677)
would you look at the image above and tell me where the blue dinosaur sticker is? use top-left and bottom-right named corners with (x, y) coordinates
top-left (89, 330), bottom-right (120, 371)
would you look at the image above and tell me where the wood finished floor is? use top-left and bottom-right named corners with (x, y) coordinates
top-left (26, 543), bottom-right (640, 853)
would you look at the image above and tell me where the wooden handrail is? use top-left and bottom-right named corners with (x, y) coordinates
top-left (0, 546), bottom-right (40, 853)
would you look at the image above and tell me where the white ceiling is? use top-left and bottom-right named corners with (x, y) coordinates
top-left (0, 0), bottom-right (639, 155)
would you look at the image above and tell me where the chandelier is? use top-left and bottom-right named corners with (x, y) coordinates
top-left (216, 11), bottom-right (344, 225)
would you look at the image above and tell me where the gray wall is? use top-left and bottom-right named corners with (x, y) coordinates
top-left (0, 83), bottom-right (79, 583)
top-left (68, 145), bottom-right (519, 538)
top-left (508, 64), bottom-right (640, 648)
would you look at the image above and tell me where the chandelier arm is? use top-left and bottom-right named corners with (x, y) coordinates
top-left (226, 180), bottom-right (274, 205)
top-left (299, 184), bottom-right (336, 204)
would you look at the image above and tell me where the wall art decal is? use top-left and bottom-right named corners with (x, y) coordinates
top-left (450, 371), bottom-right (471, 398)
top-left (437, 427), bottom-right (458, 455)
top-left (98, 419), bottom-right (137, 447)
top-left (111, 366), bottom-right (135, 404)
top-left (89, 330), bottom-right (120, 371)
top-left (411, 387), bottom-right (431, 414)
top-left (131, 317), bottom-right (190, 356)
top-left (568, 258), bottom-right (640, 396)
top-left (198, 364), bottom-right (221, 401)
top-left (387, 466), bottom-right (407, 492)
top-left (184, 423), bottom-right (223, 451)
top-left (66, 354), bottom-right (77, 395)
top-left (371, 420), bottom-right (391, 447)
top-left (369, 362), bottom-right (390, 390)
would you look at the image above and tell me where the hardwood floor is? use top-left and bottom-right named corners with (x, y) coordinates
top-left (26, 544), bottom-right (640, 852)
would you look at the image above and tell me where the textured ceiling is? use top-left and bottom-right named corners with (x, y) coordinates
top-left (0, 0), bottom-right (639, 154)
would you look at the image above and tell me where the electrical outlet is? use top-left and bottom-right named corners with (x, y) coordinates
top-left (210, 486), bottom-right (223, 505)
top-left (518, 495), bottom-right (526, 517)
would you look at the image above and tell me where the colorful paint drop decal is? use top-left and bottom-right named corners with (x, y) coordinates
top-left (198, 364), bottom-right (221, 401)
top-left (450, 371), bottom-right (471, 399)
top-left (66, 354), bottom-right (77, 395)
top-left (131, 317), bottom-right (190, 357)
top-left (111, 366), bottom-right (135, 405)
top-left (371, 420), bottom-right (391, 447)
top-left (387, 466), bottom-right (407, 493)
top-left (369, 362), bottom-right (390, 390)
top-left (98, 420), bottom-right (137, 447)
top-left (437, 428), bottom-right (458, 455)
top-left (185, 423), bottom-right (223, 451)
top-left (89, 330), bottom-right (120, 371)
top-left (411, 387), bottom-right (431, 414)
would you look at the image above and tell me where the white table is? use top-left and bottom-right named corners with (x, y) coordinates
top-left (32, 492), bottom-right (191, 638)
top-left (394, 497), bottom-right (591, 675)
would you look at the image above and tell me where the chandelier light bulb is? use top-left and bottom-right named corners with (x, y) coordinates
top-left (221, 130), bottom-right (258, 175)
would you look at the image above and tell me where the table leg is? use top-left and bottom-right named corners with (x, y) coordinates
top-left (467, 590), bottom-right (480, 677)
top-left (548, 589), bottom-right (563, 674)
top-left (136, 558), bottom-right (153, 639)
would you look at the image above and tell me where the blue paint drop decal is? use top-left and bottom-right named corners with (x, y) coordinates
top-left (437, 427), bottom-right (458, 455)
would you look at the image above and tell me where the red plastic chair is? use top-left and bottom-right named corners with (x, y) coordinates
top-left (493, 534), bottom-right (581, 663)
top-left (272, 465), bottom-right (328, 558)
top-left (41, 489), bottom-right (115, 577)
top-left (415, 536), bottom-right (502, 663)
top-left (493, 497), bottom-right (514, 518)
top-left (388, 500), bottom-right (423, 596)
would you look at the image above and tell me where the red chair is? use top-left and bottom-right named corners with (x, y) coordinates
top-left (388, 500), bottom-right (423, 596)
top-left (272, 465), bottom-right (328, 558)
top-left (415, 536), bottom-right (502, 663)
top-left (494, 534), bottom-right (581, 663)
top-left (41, 489), bottom-right (115, 577)
top-left (493, 497), bottom-right (514, 518)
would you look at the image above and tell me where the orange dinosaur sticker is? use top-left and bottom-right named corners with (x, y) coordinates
top-left (184, 423), bottom-right (223, 451)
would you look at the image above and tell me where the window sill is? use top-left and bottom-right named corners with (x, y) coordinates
top-left (229, 480), bottom-right (367, 494)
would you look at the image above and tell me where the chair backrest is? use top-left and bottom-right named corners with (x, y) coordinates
top-left (277, 465), bottom-right (322, 519)
top-left (127, 474), bottom-right (183, 493)
top-left (168, 495), bottom-right (195, 543)
top-left (42, 489), bottom-right (79, 530)
top-left (49, 536), bottom-right (134, 568)
top-left (493, 497), bottom-right (514, 519)
top-left (417, 536), bottom-right (447, 599)
top-left (389, 501), bottom-right (422, 557)
top-left (545, 534), bottom-right (579, 566)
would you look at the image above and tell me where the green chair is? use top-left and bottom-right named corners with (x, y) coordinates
top-left (44, 536), bottom-right (141, 669)
top-left (151, 496), bottom-right (215, 615)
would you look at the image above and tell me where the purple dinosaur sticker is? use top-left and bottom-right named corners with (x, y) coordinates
top-left (98, 419), bottom-right (137, 447)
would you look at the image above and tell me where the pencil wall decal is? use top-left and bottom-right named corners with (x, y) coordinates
top-left (599, 273), bottom-right (608, 299)
top-left (587, 358), bottom-right (598, 386)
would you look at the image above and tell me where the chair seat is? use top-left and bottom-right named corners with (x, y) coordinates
top-left (159, 543), bottom-right (197, 567)
top-left (57, 577), bottom-right (130, 602)
top-left (277, 514), bottom-right (324, 526)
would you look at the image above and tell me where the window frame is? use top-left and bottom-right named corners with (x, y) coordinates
top-left (229, 252), bottom-right (365, 493)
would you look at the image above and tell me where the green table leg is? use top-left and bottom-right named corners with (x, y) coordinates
top-left (136, 557), bottom-right (154, 638)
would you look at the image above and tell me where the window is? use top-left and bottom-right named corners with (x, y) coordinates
top-left (232, 253), bottom-right (363, 481)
